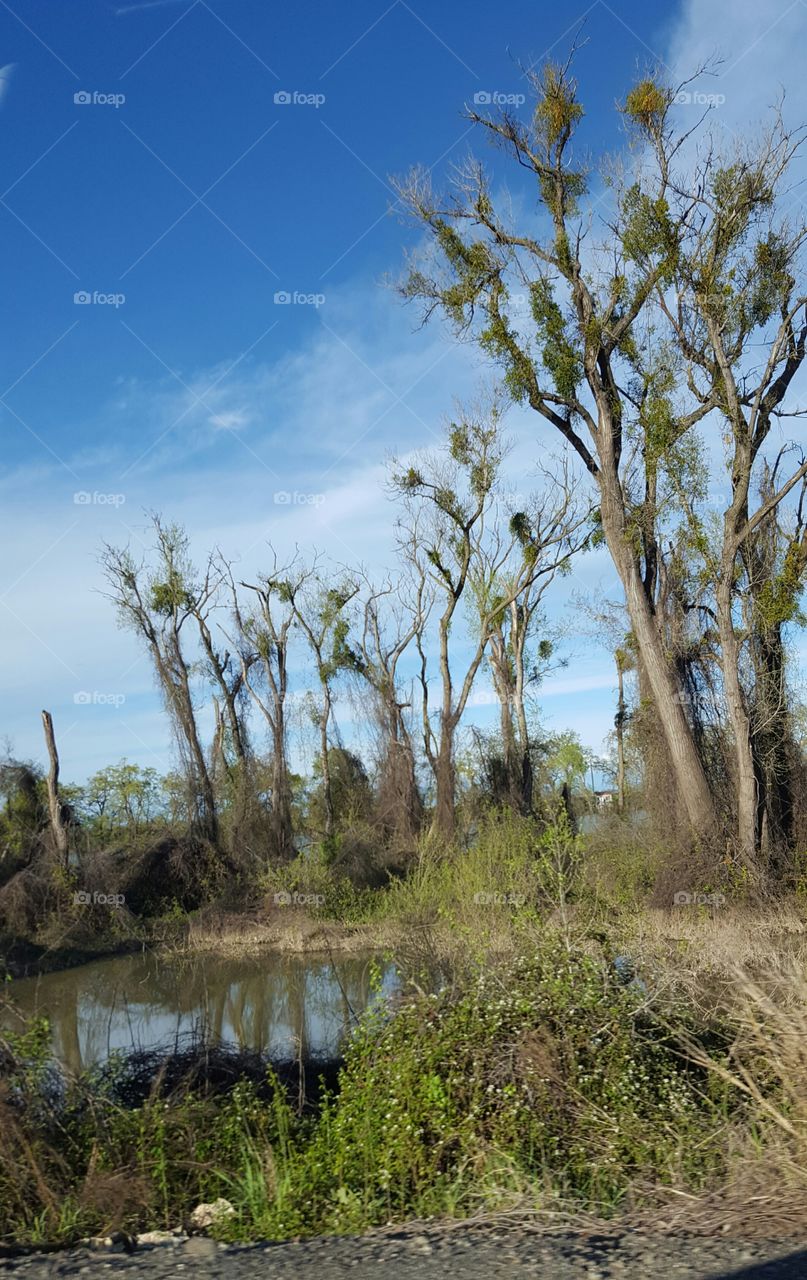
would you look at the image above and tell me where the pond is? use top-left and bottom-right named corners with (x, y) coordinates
top-left (0, 949), bottom-right (398, 1074)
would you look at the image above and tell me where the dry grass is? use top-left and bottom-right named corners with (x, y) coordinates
top-left (172, 907), bottom-right (390, 959)
top-left (626, 953), bottom-right (807, 1240)
top-left (617, 902), bottom-right (806, 987)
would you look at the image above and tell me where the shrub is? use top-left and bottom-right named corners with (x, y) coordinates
top-left (222, 942), bottom-right (732, 1237)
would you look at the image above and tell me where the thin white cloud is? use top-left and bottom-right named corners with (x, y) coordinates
top-left (0, 63), bottom-right (16, 108)
top-left (115, 0), bottom-right (188, 15)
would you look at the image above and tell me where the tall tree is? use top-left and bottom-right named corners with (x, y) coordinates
top-left (476, 462), bottom-right (588, 814)
top-left (227, 552), bottom-right (300, 862)
top-left (101, 517), bottom-right (219, 846)
top-left (355, 575), bottom-right (427, 844)
top-left (393, 398), bottom-right (567, 837)
top-left (393, 403), bottom-right (505, 838)
top-left (395, 59), bottom-right (727, 839)
top-left (655, 111), bottom-right (807, 867)
top-left (285, 563), bottom-right (361, 846)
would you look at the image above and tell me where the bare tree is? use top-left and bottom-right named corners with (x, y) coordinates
top-left (41, 710), bottom-right (68, 869)
top-left (393, 398), bottom-right (562, 837)
top-left (101, 516), bottom-right (219, 846)
top-left (355, 573), bottom-right (428, 845)
top-left (227, 551), bottom-right (300, 862)
top-left (477, 463), bottom-right (589, 814)
top-left (284, 562), bottom-right (361, 846)
top-left (185, 555), bottom-right (255, 849)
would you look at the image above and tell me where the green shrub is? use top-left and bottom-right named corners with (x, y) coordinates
top-left (222, 942), bottom-right (732, 1237)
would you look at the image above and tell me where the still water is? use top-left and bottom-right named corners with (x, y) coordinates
top-left (1, 950), bottom-right (398, 1073)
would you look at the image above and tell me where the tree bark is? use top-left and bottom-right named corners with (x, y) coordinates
top-left (751, 620), bottom-right (794, 863)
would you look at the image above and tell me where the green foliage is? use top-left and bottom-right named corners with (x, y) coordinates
top-left (530, 278), bottom-right (581, 400)
top-left (754, 549), bottom-right (807, 629)
top-left (531, 63), bottom-right (586, 220)
top-left (303, 748), bottom-right (375, 841)
top-left (78, 761), bottom-right (164, 844)
top-left (0, 761), bottom-right (45, 874)
top-left (544, 731), bottom-right (587, 791)
top-left (150, 574), bottom-right (193, 616)
top-left (534, 63), bottom-right (584, 149)
top-left (620, 185), bottom-right (678, 274)
top-left (277, 948), bottom-right (727, 1229)
top-left (430, 221), bottom-right (495, 327)
top-left (623, 79), bottom-right (669, 133)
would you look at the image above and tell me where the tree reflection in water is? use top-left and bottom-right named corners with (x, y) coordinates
top-left (1, 951), bottom-right (397, 1074)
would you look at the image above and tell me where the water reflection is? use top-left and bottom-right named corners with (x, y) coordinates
top-left (1, 950), bottom-right (397, 1074)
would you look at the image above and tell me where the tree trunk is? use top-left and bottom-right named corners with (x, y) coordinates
top-left (185, 715), bottom-right (219, 845)
top-left (41, 710), bottom-right (69, 869)
top-left (158, 647), bottom-right (218, 846)
top-left (715, 574), bottom-right (758, 869)
top-left (271, 712), bottom-right (294, 861)
top-left (433, 718), bottom-right (456, 840)
top-left (489, 627), bottom-right (529, 816)
top-left (599, 472), bottom-right (717, 838)
top-left (499, 684), bottom-right (523, 813)
top-left (320, 689), bottom-right (334, 843)
top-left (513, 664), bottom-right (533, 815)
top-left (751, 621), bottom-right (794, 864)
top-left (616, 664), bottom-right (626, 815)
top-left (378, 705), bottom-right (422, 844)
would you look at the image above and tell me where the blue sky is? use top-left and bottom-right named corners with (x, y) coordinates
top-left (2, 0), bottom-right (807, 782)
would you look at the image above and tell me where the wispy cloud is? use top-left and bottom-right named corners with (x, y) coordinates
top-left (114, 0), bottom-right (188, 16)
top-left (0, 62), bottom-right (16, 108)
